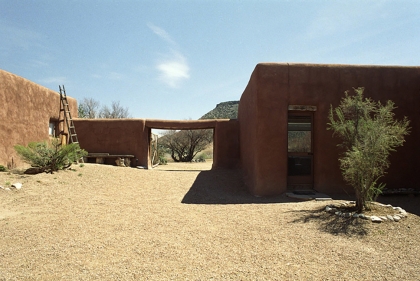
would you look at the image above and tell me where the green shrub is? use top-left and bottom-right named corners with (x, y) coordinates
top-left (196, 153), bottom-right (207, 162)
top-left (0, 165), bottom-right (6, 172)
top-left (14, 138), bottom-right (88, 174)
top-left (159, 155), bottom-right (168, 165)
top-left (328, 88), bottom-right (410, 212)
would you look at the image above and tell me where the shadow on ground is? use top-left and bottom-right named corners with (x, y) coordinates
top-left (288, 206), bottom-right (370, 236)
top-left (180, 169), bottom-right (296, 204)
top-left (376, 194), bottom-right (420, 217)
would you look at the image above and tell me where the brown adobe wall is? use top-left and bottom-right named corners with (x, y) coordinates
top-left (212, 119), bottom-right (240, 169)
top-left (73, 119), bottom-right (149, 167)
top-left (239, 63), bottom-right (420, 196)
top-left (0, 69), bottom-right (78, 167)
top-left (74, 118), bottom-right (240, 169)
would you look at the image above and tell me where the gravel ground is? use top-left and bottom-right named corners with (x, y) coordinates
top-left (0, 161), bottom-right (419, 280)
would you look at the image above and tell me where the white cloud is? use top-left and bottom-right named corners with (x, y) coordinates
top-left (157, 52), bottom-right (190, 88)
top-left (147, 23), bottom-right (190, 88)
top-left (147, 22), bottom-right (176, 45)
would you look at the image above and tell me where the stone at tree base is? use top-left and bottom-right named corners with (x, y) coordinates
top-left (12, 183), bottom-right (22, 190)
top-left (371, 216), bottom-right (382, 223)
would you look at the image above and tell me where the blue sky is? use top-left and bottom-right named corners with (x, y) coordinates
top-left (1, 1), bottom-right (419, 120)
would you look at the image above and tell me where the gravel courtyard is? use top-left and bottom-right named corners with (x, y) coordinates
top-left (1, 162), bottom-right (419, 280)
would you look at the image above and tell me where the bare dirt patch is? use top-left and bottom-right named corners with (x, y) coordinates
top-left (1, 162), bottom-right (419, 280)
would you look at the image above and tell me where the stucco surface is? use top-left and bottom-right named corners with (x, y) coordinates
top-left (0, 69), bottom-right (77, 167)
top-left (239, 63), bottom-right (420, 196)
top-left (74, 118), bottom-right (240, 169)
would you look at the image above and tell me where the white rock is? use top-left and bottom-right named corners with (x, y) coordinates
top-left (0, 185), bottom-right (4, 190)
top-left (4, 187), bottom-right (11, 191)
top-left (393, 215), bottom-right (401, 222)
top-left (11, 183), bottom-right (22, 190)
top-left (394, 207), bottom-right (404, 212)
top-left (325, 206), bottom-right (332, 212)
top-left (352, 213), bottom-right (359, 218)
top-left (386, 215), bottom-right (394, 221)
top-left (380, 216), bottom-right (387, 221)
top-left (371, 216), bottom-right (383, 223)
top-left (335, 211), bottom-right (342, 216)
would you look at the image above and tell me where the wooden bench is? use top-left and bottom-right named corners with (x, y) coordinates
top-left (85, 153), bottom-right (135, 167)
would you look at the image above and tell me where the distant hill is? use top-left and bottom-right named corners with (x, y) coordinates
top-left (199, 101), bottom-right (239, 120)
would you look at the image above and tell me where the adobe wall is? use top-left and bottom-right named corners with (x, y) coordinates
top-left (74, 119), bottom-right (149, 167)
top-left (212, 119), bottom-right (240, 169)
top-left (0, 69), bottom-right (78, 167)
top-left (239, 63), bottom-right (420, 196)
top-left (74, 118), bottom-right (240, 169)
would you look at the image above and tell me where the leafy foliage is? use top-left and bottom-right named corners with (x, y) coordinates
top-left (160, 129), bottom-right (213, 162)
top-left (14, 139), bottom-right (88, 174)
top-left (328, 87), bottom-right (410, 212)
top-left (0, 165), bottom-right (6, 172)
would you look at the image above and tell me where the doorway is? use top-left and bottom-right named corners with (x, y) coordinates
top-left (287, 112), bottom-right (313, 190)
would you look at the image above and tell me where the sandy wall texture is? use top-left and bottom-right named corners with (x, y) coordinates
top-left (239, 63), bottom-right (420, 196)
top-left (0, 69), bottom-right (78, 167)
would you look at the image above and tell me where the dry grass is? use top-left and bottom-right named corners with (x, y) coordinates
top-left (1, 161), bottom-right (419, 280)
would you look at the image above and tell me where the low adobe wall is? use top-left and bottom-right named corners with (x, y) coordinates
top-left (0, 69), bottom-right (77, 167)
top-left (239, 63), bottom-right (420, 196)
top-left (74, 118), bottom-right (240, 169)
top-left (74, 119), bottom-right (149, 167)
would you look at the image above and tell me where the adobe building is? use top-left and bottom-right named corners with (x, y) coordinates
top-left (238, 63), bottom-right (420, 196)
top-left (0, 69), bottom-right (78, 168)
top-left (1, 63), bottom-right (419, 197)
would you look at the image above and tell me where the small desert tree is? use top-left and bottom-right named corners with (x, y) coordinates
top-left (328, 87), bottom-right (410, 212)
top-left (78, 98), bottom-right (100, 118)
top-left (15, 139), bottom-right (87, 174)
top-left (78, 98), bottom-right (131, 119)
top-left (160, 129), bottom-right (213, 162)
top-left (99, 101), bottom-right (131, 118)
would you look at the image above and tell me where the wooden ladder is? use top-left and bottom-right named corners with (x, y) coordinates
top-left (59, 85), bottom-right (79, 144)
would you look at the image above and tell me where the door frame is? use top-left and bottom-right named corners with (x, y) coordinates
top-left (287, 110), bottom-right (314, 189)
